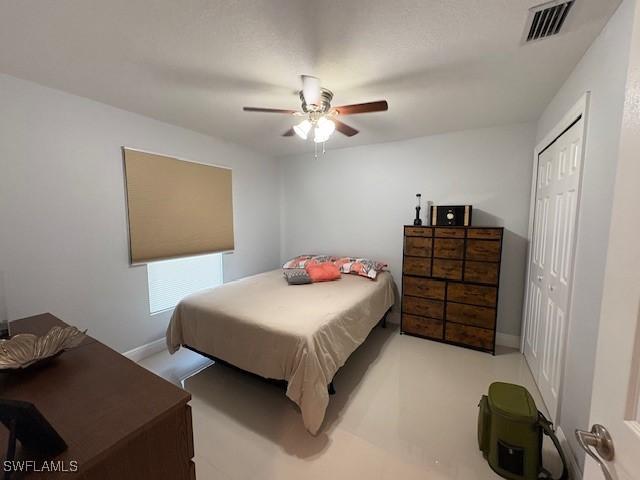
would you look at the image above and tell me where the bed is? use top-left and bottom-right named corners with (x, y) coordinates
top-left (166, 269), bottom-right (395, 434)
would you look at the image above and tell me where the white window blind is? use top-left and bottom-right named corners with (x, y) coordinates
top-left (147, 253), bottom-right (223, 314)
top-left (123, 148), bottom-right (234, 264)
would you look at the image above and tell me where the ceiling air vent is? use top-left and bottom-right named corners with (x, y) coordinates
top-left (524, 0), bottom-right (574, 42)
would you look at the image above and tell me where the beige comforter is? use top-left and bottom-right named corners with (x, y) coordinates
top-left (166, 269), bottom-right (394, 434)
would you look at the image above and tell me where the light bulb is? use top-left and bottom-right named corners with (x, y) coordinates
top-left (317, 117), bottom-right (335, 136)
top-left (314, 128), bottom-right (330, 143)
top-left (293, 120), bottom-right (312, 139)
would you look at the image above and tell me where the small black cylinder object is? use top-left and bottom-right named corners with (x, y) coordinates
top-left (413, 194), bottom-right (422, 226)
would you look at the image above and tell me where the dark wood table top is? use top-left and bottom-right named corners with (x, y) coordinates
top-left (0, 313), bottom-right (190, 477)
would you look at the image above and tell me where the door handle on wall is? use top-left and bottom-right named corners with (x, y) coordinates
top-left (575, 425), bottom-right (615, 480)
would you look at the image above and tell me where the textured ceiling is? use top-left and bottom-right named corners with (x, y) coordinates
top-left (0, 0), bottom-right (621, 156)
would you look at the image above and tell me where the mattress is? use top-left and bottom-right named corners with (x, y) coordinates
top-left (166, 269), bottom-right (395, 434)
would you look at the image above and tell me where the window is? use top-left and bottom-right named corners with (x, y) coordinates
top-left (146, 253), bottom-right (223, 314)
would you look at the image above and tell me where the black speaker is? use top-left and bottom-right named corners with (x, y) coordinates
top-left (430, 205), bottom-right (472, 226)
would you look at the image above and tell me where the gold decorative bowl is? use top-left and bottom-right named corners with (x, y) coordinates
top-left (0, 326), bottom-right (86, 370)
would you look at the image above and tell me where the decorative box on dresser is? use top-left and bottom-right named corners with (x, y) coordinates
top-left (401, 226), bottom-right (503, 354)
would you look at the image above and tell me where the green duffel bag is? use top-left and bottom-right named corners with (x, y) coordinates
top-left (478, 382), bottom-right (569, 480)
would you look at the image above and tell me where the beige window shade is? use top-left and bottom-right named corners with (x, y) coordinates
top-left (123, 148), bottom-right (234, 264)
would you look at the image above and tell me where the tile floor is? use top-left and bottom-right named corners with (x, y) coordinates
top-left (140, 324), bottom-right (562, 480)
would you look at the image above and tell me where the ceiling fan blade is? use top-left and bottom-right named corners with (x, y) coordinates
top-left (282, 128), bottom-right (295, 137)
top-left (333, 100), bottom-right (388, 115)
top-left (243, 107), bottom-right (298, 114)
top-left (334, 119), bottom-right (359, 137)
top-left (301, 75), bottom-right (321, 105)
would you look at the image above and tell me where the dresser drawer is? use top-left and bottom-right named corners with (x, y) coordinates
top-left (403, 296), bottom-right (444, 319)
top-left (434, 238), bottom-right (464, 259)
top-left (402, 314), bottom-right (443, 339)
top-left (464, 261), bottom-right (499, 284)
top-left (433, 227), bottom-right (466, 238)
top-left (467, 228), bottom-right (502, 240)
top-left (466, 240), bottom-right (501, 262)
top-left (446, 302), bottom-right (496, 329)
top-left (447, 283), bottom-right (497, 307)
top-left (432, 259), bottom-right (463, 281)
top-left (404, 236), bottom-right (432, 257)
top-left (405, 226), bottom-right (433, 237)
top-left (445, 323), bottom-right (494, 350)
top-left (403, 256), bottom-right (431, 276)
top-left (403, 276), bottom-right (445, 300)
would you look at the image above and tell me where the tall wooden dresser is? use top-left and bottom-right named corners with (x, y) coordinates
top-left (401, 226), bottom-right (504, 354)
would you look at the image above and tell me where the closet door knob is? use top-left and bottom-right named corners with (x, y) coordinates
top-left (575, 425), bottom-right (615, 480)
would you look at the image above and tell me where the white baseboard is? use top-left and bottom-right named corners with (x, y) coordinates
top-left (124, 337), bottom-right (166, 362)
top-left (556, 426), bottom-right (582, 479)
top-left (496, 333), bottom-right (521, 348)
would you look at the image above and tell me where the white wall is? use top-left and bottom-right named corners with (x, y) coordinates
top-left (535, 0), bottom-right (634, 469)
top-left (0, 74), bottom-right (281, 353)
top-left (279, 123), bottom-right (536, 338)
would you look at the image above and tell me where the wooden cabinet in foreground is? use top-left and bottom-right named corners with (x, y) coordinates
top-left (0, 314), bottom-right (195, 479)
top-left (401, 225), bottom-right (504, 354)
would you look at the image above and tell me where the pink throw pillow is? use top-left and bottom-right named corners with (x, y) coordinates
top-left (305, 262), bottom-right (341, 283)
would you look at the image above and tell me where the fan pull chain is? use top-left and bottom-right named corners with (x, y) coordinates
top-left (312, 141), bottom-right (327, 159)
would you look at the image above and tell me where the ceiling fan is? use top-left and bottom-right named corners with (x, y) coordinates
top-left (243, 75), bottom-right (388, 144)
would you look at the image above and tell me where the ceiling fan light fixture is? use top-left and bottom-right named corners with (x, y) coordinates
top-left (314, 130), bottom-right (328, 143)
top-left (243, 75), bottom-right (386, 149)
top-left (293, 119), bottom-right (312, 139)
top-left (317, 117), bottom-right (335, 135)
top-left (313, 117), bottom-right (335, 143)
top-left (314, 128), bottom-right (330, 143)
top-left (313, 116), bottom-right (336, 143)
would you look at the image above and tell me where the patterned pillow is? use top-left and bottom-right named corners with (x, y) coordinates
top-left (308, 255), bottom-right (338, 265)
top-left (335, 257), bottom-right (387, 280)
top-left (282, 255), bottom-right (315, 269)
top-left (282, 255), bottom-right (337, 269)
top-left (282, 268), bottom-right (312, 285)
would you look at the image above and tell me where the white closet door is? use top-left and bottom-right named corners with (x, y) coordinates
top-left (524, 144), bottom-right (553, 382)
top-left (524, 118), bottom-right (584, 421)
